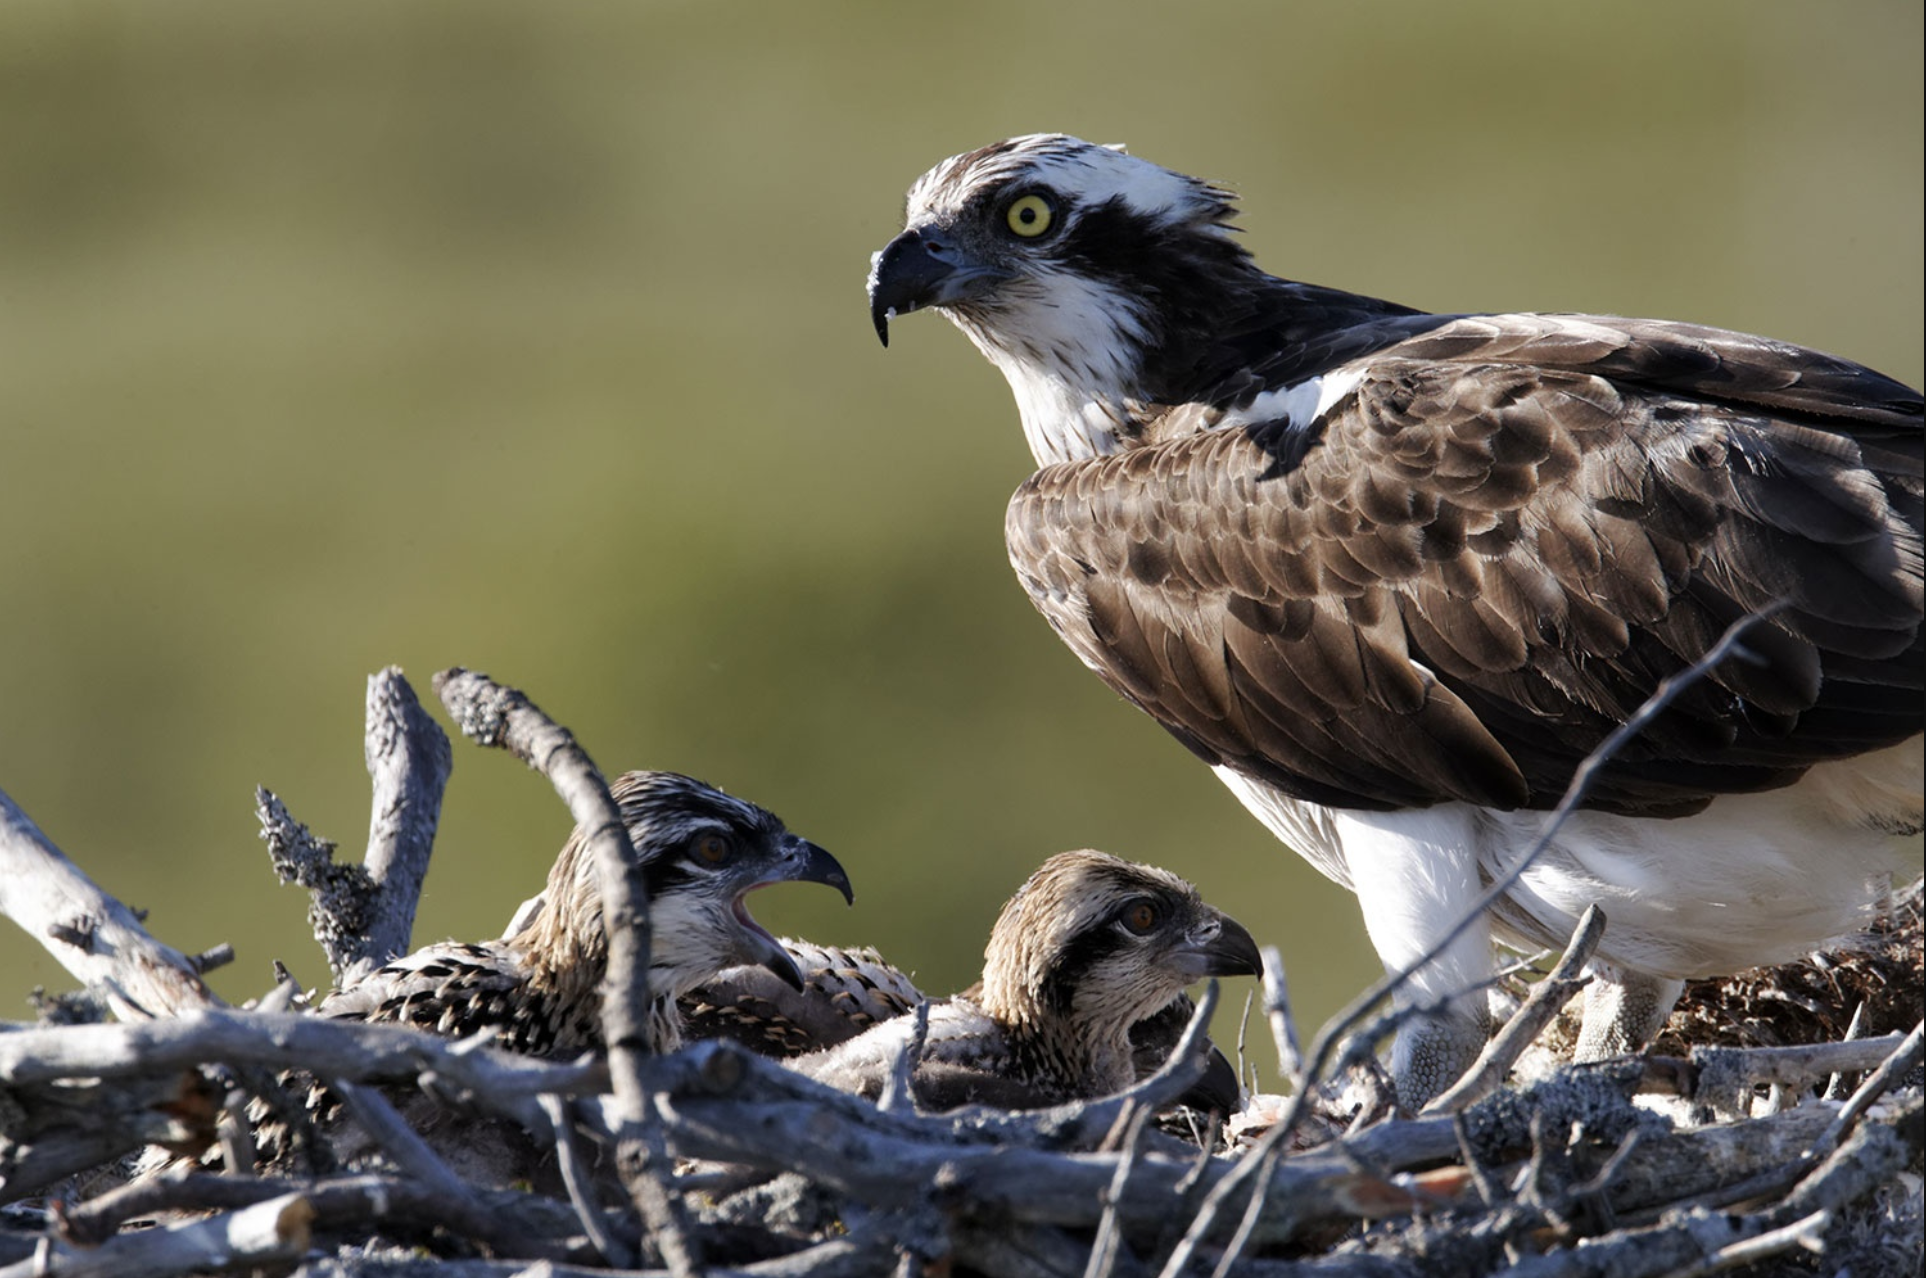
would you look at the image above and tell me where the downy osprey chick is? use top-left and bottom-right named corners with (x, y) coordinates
top-left (320, 769), bottom-right (853, 1057)
top-left (868, 134), bottom-right (1923, 1107)
top-left (793, 850), bottom-right (1260, 1110)
top-left (681, 935), bottom-right (1242, 1119)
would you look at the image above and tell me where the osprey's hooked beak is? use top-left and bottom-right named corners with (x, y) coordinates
top-left (1172, 912), bottom-right (1262, 982)
top-left (867, 226), bottom-right (1008, 347)
top-left (790, 838), bottom-right (855, 907)
top-left (737, 837), bottom-right (853, 991)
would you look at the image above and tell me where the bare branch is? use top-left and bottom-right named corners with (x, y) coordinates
top-left (331, 1079), bottom-right (480, 1206)
top-left (431, 669), bottom-right (650, 1079)
top-left (0, 1070), bottom-right (215, 1201)
top-left (353, 667), bottom-right (452, 982)
top-left (540, 1093), bottom-right (634, 1268)
top-left (1816, 1019), bottom-right (1922, 1153)
top-left (55, 1171), bottom-right (586, 1261)
top-left (0, 1009), bottom-right (603, 1131)
top-left (257, 787), bottom-right (373, 986)
top-left (1259, 946), bottom-right (1301, 1083)
top-left (0, 787), bottom-right (214, 1020)
top-left (1677, 1030), bottom-right (1914, 1114)
top-left (1422, 905), bottom-right (1606, 1115)
top-left (1677, 1210), bottom-right (1830, 1277)
top-left (635, 1092), bottom-right (704, 1278)
top-left (1086, 1103), bottom-right (1153, 1278)
top-left (286, 1237), bottom-right (903, 1277)
top-left (1, 1191), bottom-right (313, 1278)
top-left (256, 673), bottom-right (448, 989)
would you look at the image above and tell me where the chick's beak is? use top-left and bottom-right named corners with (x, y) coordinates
top-left (789, 838), bottom-right (854, 905)
top-left (1177, 912), bottom-right (1262, 981)
top-left (734, 838), bottom-right (853, 992)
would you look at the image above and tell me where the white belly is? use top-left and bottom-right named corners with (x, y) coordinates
top-left (1219, 740), bottom-right (1923, 983)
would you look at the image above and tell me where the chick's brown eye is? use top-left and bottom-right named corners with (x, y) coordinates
top-left (1120, 899), bottom-right (1160, 935)
top-left (693, 833), bottom-right (732, 865)
top-left (1005, 193), bottom-right (1054, 238)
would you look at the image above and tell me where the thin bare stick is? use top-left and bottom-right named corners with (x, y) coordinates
top-left (1680, 1030), bottom-right (1913, 1112)
top-left (0, 1008), bottom-right (605, 1136)
top-left (1085, 1102), bottom-right (1153, 1278)
top-left (55, 1170), bottom-right (579, 1260)
top-left (1422, 904), bottom-right (1606, 1115)
top-left (1673, 1210), bottom-right (1830, 1278)
top-left (0, 787), bottom-right (216, 1020)
top-left (639, 1092), bottom-right (704, 1278)
top-left (431, 670), bottom-right (649, 1077)
top-left (1816, 1018), bottom-right (1922, 1153)
top-left (541, 1093), bottom-right (634, 1268)
top-left (1822, 1001), bottom-right (1869, 1101)
top-left (878, 1000), bottom-right (931, 1115)
top-left (1259, 946), bottom-right (1301, 1082)
top-left (1234, 988), bottom-right (1253, 1097)
top-left (331, 1078), bottom-right (480, 1205)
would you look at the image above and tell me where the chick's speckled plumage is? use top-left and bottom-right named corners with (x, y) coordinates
top-left (319, 769), bottom-right (852, 1057)
top-left (681, 939), bottom-right (923, 1057)
top-left (794, 851), bottom-right (1259, 1110)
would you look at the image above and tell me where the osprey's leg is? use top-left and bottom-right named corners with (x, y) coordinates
top-left (1332, 807), bottom-right (1493, 1111)
top-left (1574, 962), bottom-right (1684, 1061)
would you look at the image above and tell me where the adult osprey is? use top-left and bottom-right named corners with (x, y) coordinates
top-left (866, 134), bottom-right (1924, 1106)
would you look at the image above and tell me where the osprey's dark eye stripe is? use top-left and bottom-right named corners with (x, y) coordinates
top-left (1005, 193), bottom-right (1056, 239)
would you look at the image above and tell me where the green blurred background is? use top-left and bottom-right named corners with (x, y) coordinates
top-left (2, 2), bottom-right (1919, 1085)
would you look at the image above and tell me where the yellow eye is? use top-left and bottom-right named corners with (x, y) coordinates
top-left (1120, 899), bottom-right (1160, 936)
top-left (692, 833), bottom-right (733, 865)
top-left (1005, 193), bottom-right (1055, 238)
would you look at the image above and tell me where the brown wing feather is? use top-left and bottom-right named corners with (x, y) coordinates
top-left (1006, 314), bottom-right (1923, 815)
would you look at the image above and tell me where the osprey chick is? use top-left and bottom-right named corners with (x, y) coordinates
top-left (869, 134), bottom-right (1924, 1106)
top-left (321, 769), bottom-right (853, 1057)
top-left (793, 850), bottom-right (1260, 1110)
top-left (683, 936), bottom-right (1239, 1118)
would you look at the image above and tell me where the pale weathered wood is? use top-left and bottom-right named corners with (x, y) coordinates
top-left (0, 788), bottom-right (214, 1020)
top-left (0, 1191), bottom-right (312, 1278)
top-left (355, 667), bottom-right (451, 983)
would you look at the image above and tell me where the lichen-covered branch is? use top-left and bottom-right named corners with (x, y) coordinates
top-left (256, 666), bottom-right (453, 988)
